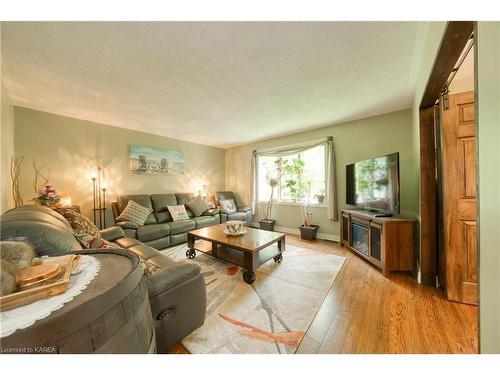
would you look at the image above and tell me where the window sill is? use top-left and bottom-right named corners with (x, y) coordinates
top-left (257, 201), bottom-right (327, 208)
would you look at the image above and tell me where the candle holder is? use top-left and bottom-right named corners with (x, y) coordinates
top-left (91, 167), bottom-right (107, 229)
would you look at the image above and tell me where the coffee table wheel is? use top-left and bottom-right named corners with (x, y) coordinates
top-left (273, 253), bottom-right (283, 264)
top-left (186, 249), bottom-right (196, 259)
top-left (243, 270), bottom-right (256, 285)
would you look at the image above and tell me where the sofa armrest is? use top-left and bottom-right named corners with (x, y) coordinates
top-left (237, 206), bottom-right (252, 213)
top-left (145, 260), bottom-right (202, 298)
top-left (115, 220), bottom-right (140, 229)
top-left (100, 226), bottom-right (126, 242)
top-left (203, 208), bottom-right (220, 216)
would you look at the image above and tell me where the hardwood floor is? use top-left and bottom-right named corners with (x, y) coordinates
top-left (168, 235), bottom-right (478, 354)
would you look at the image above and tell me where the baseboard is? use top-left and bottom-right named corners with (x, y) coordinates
top-left (251, 222), bottom-right (340, 243)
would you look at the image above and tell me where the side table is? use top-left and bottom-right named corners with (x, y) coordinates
top-left (0, 250), bottom-right (155, 354)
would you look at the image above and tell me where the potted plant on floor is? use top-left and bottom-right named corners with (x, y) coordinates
top-left (259, 158), bottom-right (287, 231)
top-left (284, 159), bottom-right (320, 240)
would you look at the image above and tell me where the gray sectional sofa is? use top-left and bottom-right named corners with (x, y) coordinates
top-left (0, 205), bottom-right (206, 352)
top-left (111, 193), bottom-right (220, 250)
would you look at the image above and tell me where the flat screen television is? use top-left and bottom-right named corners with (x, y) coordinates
top-left (346, 152), bottom-right (400, 214)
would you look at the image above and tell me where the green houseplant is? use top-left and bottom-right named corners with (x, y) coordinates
top-left (284, 159), bottom-right (319, 240)
top-left (259, 158), bottom-right (287, 231)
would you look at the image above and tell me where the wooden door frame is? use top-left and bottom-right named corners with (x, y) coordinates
top-left (419, 21), bottom-right (475, 285)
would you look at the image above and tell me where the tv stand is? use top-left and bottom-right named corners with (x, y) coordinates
top-left (340, 209), bottom-right (416, 276)
top-left (373, 213), bottom-right (393, 218)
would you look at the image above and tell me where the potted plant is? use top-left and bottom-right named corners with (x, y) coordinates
top-left (259, 158), bottom-right (287, 231)
top-left (284, 159), bottom-right (320, 240)
top-left (314, 189), bottom-right (325, 204)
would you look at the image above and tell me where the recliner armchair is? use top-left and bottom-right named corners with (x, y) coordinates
top-left (216, 191), bottom-right (252, 226)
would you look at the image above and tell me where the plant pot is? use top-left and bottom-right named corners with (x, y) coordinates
top-left (299, 224), bottom-right (319, 240)
top-left (259, 219), bottom-right (276, 231)
top-left (315, 195), bottom-right (325, 204)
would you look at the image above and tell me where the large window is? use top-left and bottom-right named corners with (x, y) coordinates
top-left (257, 144), bottom-right (326, 204)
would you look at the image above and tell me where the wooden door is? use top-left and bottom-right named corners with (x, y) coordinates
top-left (441, 91), bottom-right (477, 305)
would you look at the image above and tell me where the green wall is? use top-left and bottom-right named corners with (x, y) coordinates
top-left (13, 107), bottom-right (226, 224)
top-left (226, 109), bottom-right (418, 238)
top-left (477, 21), bottom-right (500, 354)
top-left (0, 83), bottom-right (14, 213)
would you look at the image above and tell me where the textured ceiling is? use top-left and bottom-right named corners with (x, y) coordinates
top-left (1, 22), bottom-right (424, 148)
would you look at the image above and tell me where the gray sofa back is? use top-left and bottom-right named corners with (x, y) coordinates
top-left (112, 193), bottom-right (197, 223)
top-left (0, 205), bottom-right (83, 256)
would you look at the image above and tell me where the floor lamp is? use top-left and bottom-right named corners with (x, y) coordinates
top-left (91, 167), bottom-right (107, 229)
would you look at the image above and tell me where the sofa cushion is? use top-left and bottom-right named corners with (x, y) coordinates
top-left (114, 237), bottom-right (142, 249)
top-left (115, 221), bottom-right (140, 230)
top-left (0, 206), bottom-right (83, 256)
top-left (137, 223), bottom-right (171, 242)
top-left (145, 258), bottom-right (202, 296)
top-left (5, 205), bottom-right (73, 231)
top-left (143, 237), bottom-right (171, 250)
top-left (151, 194), bottom-right (177, 223)
top-left (52, 207), bottom-right (100, 238)
top-left (78, 235), bottom-right (119, 249)
top-left (116, 200), bottom-right (153, 226)
top-left (117, 195), bottom-right (157, 224)
top-left (175, 193), bottom-right (195, 218)
top-left (125, 243), bottom-right (162, 261)
top-left (100, 226), bottom-right (126, 242)
top-left (167, 205), bottom-right (190, 221)
top-left (168, 219), bottom-right (196, 235)
top-left (228, 212), bottom-right (248, 222)
top-left (220, 199), bottom-right (237, 214)
top-left (187, 196), bottom-right (208, 217)
top-left (194, 216), bottom-right (217, 229)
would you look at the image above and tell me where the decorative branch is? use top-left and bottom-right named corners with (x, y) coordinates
top-left (10, 155), bottom-right (24, 207)
top-left (32, 158), bottom-right (52, 193)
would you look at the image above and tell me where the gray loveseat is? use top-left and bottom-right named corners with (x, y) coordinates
top-left (0, 205), bottom-right (206, 352)
top-left (111, 193), bottom-right (220, 250)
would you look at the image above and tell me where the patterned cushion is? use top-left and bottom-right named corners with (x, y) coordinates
top-left (186, 196), bottom-right (208, 217)
top-left (53, 207), bottom-right (100, 238)
top-left (139, 258), bottom-right (161, 276)
top-left (78, 235), bottom-right (119, 249)
top-left (167, 205), bottom-right (190, 221)
top-left (116, 200), bottom-right (153, 226)
top-left (220, 199), bottom-right (237, 214)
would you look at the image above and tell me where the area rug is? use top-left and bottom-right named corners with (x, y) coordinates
top-left (162, 243), bottom-right (345, 354)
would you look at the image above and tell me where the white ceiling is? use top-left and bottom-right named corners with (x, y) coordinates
top-left (1, 22), bottom-right (424, 148)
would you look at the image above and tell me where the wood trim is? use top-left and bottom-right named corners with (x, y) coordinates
top-left (418, 21), bottom-right (475, 286)
top-left (420, 21), bottom-right (474, 109)
top-left (419, 106), bottom-right (438, 285)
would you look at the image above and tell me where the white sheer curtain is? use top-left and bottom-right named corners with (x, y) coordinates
top-left (250, 137), bottom-right (338, 221)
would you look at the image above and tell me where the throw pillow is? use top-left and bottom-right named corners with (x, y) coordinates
top-left (220, 199), bottom-right (237, 214)
top-left (167, 205), bottom-right (190, 221)
top-left (78, 235), bottom-right (119, 249)
top-left (53, 207), bottom-right (100, 238)
top-left (116, 200), bottom-right (153, 226)
top-left (186, 196), bottom-right (208, 217)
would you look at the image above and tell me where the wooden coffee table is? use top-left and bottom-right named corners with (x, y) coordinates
top-left (186, 224), bottom-right (286, 284)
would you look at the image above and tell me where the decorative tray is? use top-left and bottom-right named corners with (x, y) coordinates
top-left (0, 254), bottom-right (81, 312)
